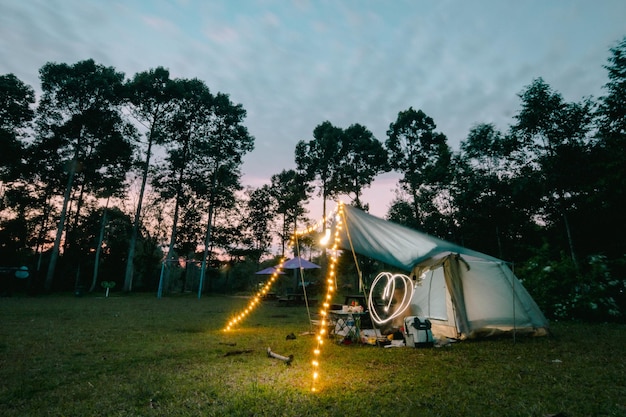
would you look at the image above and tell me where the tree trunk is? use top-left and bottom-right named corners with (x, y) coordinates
top-left (163, 151), bottom-right (188, 293)
top-left (35, 192), bottom-right (53, 273)
top-left (123, 134), bottom-right (154, 292)
top-left (90, 201), bottom-right (109, 292)
top-left (562, 210), bottom-right (579, 270)
top-left (495, 224), bottom-right (503, 260)
top-left (67, 177), bottom-right (87, 283)
top-left (45, 159), bottom-right (78, 290)
top-left (199, 169), bottom-right (218, 298)
top-left (411, 186), bottom-right (420, 225)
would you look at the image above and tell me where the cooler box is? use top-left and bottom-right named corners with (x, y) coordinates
top-left (404, 316), bottom-right (434, 348)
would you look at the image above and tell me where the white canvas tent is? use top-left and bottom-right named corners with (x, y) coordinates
top-left (336, 204), bottom-right (549, 340)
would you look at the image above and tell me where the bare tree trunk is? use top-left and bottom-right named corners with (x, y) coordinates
top-left (90, 199), bottom-right (109, 292)
top-left (563, 210), bottom-right (579, 270)
top-left (495, 224), bottom-right (503, 260)
top-left (35, 193), bottom-right (53, 273)
top-left (45, 160), bottom-right (78, 290)
top-left (199, 169), bottom-right (219, 298)
top-left (123, 135), bottom-right (154, 292)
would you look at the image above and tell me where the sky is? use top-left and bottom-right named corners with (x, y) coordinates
top-left (1, 0), bottom-right (625, 219)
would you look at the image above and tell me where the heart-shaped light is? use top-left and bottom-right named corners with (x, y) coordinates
top-left (368, 272), bottom-right (414, 325)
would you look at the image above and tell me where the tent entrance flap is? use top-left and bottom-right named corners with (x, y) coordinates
top-left (412, 265), bottom-right (460, 339)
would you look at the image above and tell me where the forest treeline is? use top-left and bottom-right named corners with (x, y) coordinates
top-left (1, 37), bottom-right (625, 322)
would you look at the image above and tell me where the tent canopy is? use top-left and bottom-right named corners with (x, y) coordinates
top-left (337, 204), bottom-right (501, 271)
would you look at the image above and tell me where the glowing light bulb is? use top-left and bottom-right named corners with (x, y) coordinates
top-left (319, 228), bottom-right (331, 246)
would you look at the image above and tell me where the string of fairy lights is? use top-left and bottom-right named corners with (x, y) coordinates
top-left (223, 202), bottom-right (414, 392)
top-left (311, 202), bottom-right (343, 392)
top-left (223, 244), bottom-right (290, 332)
top-left (222, 201), bottom-right (344, 393)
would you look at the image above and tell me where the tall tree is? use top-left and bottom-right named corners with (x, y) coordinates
top-left (36, 59), bottom-right (130, 290)
top-left (511, 78), bottom-right (594, 267)
top-left (153, 78), bottom-right (212, 270)
top-left (122, 67), bottom-right (181, 291)
top-left (452, 124), bottom-right (529, 259)
top-left (152, 80), bottom-right (254, 294)
top-left (385, 107), bottom-right (452, 232)
top-left (0, 74), bottom-right (35, 186)
top-left (335, 123), bottom-right (388, 210)
top-left (242, 185), bottom-right (275, 263)
top-left (295, 121), bottom-right (343, 222)
top-left (188, 91), bottom-right (254, 295)
top-left (22, 128), bottom-right (66, 274)
top-left (594, 36), bottom-right (626, 257)
top-left (598, 36), bottom-right (626, 137)
top-left (86, 118), bottom-right (136, 293)
top-left (270, 169), bottom-right (311, 255)
top-left (0, 74), bottom-right (36, 265)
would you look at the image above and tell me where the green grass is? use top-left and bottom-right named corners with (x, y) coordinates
top-left (1, 293), bottom-right (625, 417)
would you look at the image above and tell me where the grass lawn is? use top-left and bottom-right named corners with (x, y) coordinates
top-left (0, 293), bottom-right (625, 417)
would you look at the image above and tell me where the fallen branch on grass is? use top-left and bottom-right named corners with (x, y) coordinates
top-left (266, 347), bottom-right (293, 365)
top-left (223, 349), bottom-right (253, 357)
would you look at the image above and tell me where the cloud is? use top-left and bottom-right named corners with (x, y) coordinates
top-left (1, 0), bottom-right (624, 217)
top-left (141, 15), bottom-right (179, 35)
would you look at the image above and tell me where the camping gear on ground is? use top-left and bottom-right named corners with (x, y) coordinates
top-left (403, 316), bottom-right (434, 348)
top-left (335, 205), bottom-right (550, 340)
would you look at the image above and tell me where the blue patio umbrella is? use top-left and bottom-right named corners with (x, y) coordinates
top-left (255, 266), bottom-right (284, 275)
top-left (279, 256), bottom-right (320, 296)
top-left (281, 256), bottom-right (320, 270)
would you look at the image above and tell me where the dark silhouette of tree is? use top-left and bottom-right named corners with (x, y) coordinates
top-left (242, 185), bottom-right (276, 263)
top-left (191, 91), bottom-right (254, 295)
top-left (0, 74), bottom-right (35, 265)
top-left (335, 123), bottom-right (388, 210)
top-left (0, 74), bottom-right (34, 185)
top-left (452, 123), bottom-right (531, 259)
top-left (511, 78), bottom-right (594, 268)
top-left (295, 121), bottom-right (342, 223)
top-left (386, 107), bottom-right (452, 234)
top-left (152, 79), bottom-right (254, 294)
top-left (122, 67), bottom-right (181, 291)
top-left (270, 169), bottom-right (311, 256)
top-left (594, 36), bottom-right (626, 258)
top-left (36, 60), bottom-right (133, 290)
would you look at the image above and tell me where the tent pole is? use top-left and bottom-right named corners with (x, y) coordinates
top-left (512, 262), bottom-right (516, 344)
top-left (157, 261), bottom-right (165, 299)
top-left (198, 261), bottom-right (205, 299)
